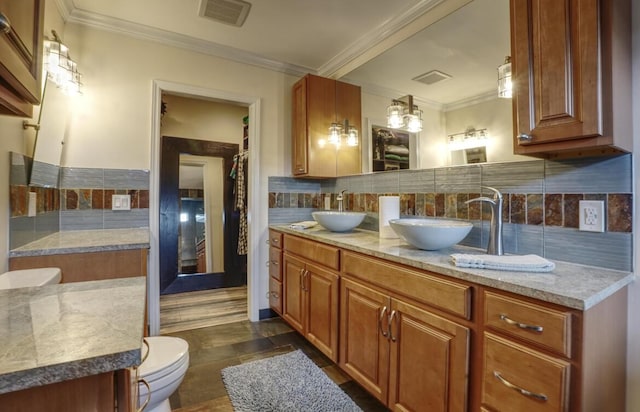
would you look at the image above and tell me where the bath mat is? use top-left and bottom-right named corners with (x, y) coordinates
top-left (221, 349), bottom-right (362, 412)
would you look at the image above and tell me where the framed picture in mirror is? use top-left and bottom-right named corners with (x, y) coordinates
top-left (465, 147), bottom-right (487, 164)
top-left (372, 126), bottom-right (410, 172)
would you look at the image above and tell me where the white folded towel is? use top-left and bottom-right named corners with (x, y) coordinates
top-left (289, 221), bottom-right (318, 230)
top-left (450, 253), bottom-right (555, 273)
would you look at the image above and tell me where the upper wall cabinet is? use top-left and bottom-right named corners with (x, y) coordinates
top-left (511, 0), bottom-right (632, 158)
top-left (292, 74), bottom-right (362, 178)
top-left (0, 0), bottom-right (44, 117)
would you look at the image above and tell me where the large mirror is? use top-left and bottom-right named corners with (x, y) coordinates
top-left (341, 0), bottom-right (527, 170)
top-left (28, 77), bottom-right (72, 187)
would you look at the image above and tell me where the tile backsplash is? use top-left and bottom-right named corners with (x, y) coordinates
top-left (9, 156), bottom-right (149, 249)
top-left (268, 155), bottom-right (633, 271)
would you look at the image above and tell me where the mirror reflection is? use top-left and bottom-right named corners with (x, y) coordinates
top-left (178, 154), bottom-right (225, 275)
top-left (342, 0), bottom-right (527, 169)
top-left (28, 77), bottom-right (73, 187)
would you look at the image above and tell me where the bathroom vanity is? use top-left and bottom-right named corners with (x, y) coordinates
top-left (8, 228), bottom-right (149, 283)
top-left (0, 276), bottom-right (146, 411)
top-left (269, 226), bottom-right (633, 412)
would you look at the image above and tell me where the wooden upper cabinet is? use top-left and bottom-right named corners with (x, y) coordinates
top-left (0, 0), bottom-right (44, 117)
top-left (291, 73), bottom-right (362, 178)
top-left (511, 0), bottom-right (632, 158)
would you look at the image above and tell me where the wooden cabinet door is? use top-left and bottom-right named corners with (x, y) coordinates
top-left (511, 0), bottom-right (600, 152)
top-left (291, 76), bottom-right (308, 175)
top-left (388, 298), bottom-right (470, 412)
top-left (304, 262), bottom-right (339, 361)
top-left (282, 254), bottom-right (305, 333)
top-left (339, 277), bottom-right (390, 404)
top-left (0, 0), bottom-right (44, 117)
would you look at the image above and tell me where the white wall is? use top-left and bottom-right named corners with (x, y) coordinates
top-left (160, 94), bottom-right (248, 144)
top-left (445, 98), bottom-right (529, 165)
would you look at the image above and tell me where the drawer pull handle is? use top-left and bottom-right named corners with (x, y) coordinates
top-left (141, 338), bottom-right (150, 364)
top-left (137, 378), bottom-right (151, 411)
top-left (0, 13), bottom-right (10, 34)
top-left (379, 306), bottom-right (389, 337)
top-left (500, 314), bottom-right (543, 332)
top-left (388, 310), bottom-right (398, 342)
top-left (493, 371), bottom-right (548, 402)
top-left (517, 133), bottom-right (533, 142)
top-left (272, 238), bottom-right (280, 244)
top-left (271, 260), bottom-right (279, 266)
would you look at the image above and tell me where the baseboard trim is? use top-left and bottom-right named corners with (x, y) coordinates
top-left (259, 308), bottom-right (279, 320)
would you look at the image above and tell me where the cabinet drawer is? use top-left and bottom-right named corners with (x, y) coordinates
top-left (283, 235), bottom-right (339, 270)
top-left (484, 291), bottom-right (572, 357)
top-left (269, 277), bottom-right (282, 314)
top-left (269, 230), bottom-right (283, 249)
top-left (342, 251), bottom-right (471, 319)
top-left (269, 248), bottom-right (282, 280)
top-left (482, 333), bottom-right (571, 412)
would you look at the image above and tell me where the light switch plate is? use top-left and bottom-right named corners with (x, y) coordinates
top-left (579, 200), bottom-right (605, 232)
top-left (28, 192), bottom-right (37, 217)
top-left (112, 194), bottom-right (131, 211)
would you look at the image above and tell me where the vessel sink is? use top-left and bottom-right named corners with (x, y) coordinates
top-left (389, 218), bottom-right (473, 250)
top-left (312, 211), bottom-right (366, 232)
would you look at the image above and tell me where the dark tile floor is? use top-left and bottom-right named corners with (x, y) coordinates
top-left (166, 317), bottom-right (388, 412)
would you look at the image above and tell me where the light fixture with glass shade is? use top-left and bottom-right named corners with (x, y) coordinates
top-left (448, 127), bottom-right (489, 151)
top-left (325, 119), bottom-right (358, 148)
top-left (497, 56), bottom-right (512, 98)
top-left (386, 95), bottom-right (422, 132)
top-left (43, 30), bottom-right (82, 96)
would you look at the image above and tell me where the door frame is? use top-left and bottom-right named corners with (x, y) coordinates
top-left (149, 79), bottom-right (261, 335)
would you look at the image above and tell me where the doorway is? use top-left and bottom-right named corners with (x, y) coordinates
top-left (159, 136), bottom-right (245, 294)
top-left (149, 80), bottom-right (262, 336)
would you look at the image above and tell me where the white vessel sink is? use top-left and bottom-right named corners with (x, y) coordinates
top-left (0, 268), bottom-right (62, 290)
top-left (389, 218), bottom-right (473, 250)
top-left (312, 211), bottom-right (366, 232)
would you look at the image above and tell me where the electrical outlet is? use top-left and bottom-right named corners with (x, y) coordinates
top-left (112, 194), bottom-right (131, 211)
top-left (579, 200), bottom-right (605, 232)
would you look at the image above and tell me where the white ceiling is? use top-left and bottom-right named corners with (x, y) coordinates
top-left (57, 0), bottom-right (510, 106)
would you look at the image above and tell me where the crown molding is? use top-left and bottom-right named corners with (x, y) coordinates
top-left (317, 0), bottom-right (446, 78)
top-left (64, 8), bottom-right (314, 78)
top-left (443, 89), bottom-right (500, 112)
top-left (54, 0), bottom-right (74, 21)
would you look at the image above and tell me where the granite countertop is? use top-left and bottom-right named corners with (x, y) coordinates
top-left (0, 276), bottom-right (146, 394)
top-left (272, 225), bottom-right (634, 311)
top-left (9, 228), bottom-right (150, 258)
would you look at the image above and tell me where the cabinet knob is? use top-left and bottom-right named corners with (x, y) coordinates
top-left (517, 133), bottom-right (533, 142)
top-left (0, 13), bottom-right (11, 34)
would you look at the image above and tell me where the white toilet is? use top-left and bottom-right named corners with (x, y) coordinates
top-left (0, 267), bottom-right (62, 289)
top-left (138, 336), bottom-right (190, 412)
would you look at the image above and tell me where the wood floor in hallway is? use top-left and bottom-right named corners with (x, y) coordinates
top-left (160, 286), bottom-right (248, 334)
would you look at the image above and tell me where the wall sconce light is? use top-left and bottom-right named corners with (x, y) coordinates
top-left (497, 56), bottom-right (512, 98)
top-left (387, 95), bottom-right (422, 133)
top-left (322, 119), bottom-right (358, 148)
top-left (448, 127), bottom-right (489, 151)
top-left (44, 30), bottom-right (82, 95)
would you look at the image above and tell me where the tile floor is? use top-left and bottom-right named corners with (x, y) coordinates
top-left (167, 317), bottom-right (388, 412)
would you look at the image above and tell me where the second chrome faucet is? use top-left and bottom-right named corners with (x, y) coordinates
top-left (466, 186), bottom-right (504, 255)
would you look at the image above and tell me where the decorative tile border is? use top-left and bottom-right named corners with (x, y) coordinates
top-left (267, 191), bottom-right (632, 233)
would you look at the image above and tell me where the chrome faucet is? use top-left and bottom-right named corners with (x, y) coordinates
top-left (466, 186), bottom-right (504, 255)
top-left (336, 190), bottom-right (347, 212)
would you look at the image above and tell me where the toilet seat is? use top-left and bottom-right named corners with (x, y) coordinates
top-left (139, 336), bottom-right (189, 383)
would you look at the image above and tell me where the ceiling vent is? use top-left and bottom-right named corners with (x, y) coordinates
top-left (198, 0), bottom-right (252, 27)
top-left (412, 70), bottom-right (452, 85)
